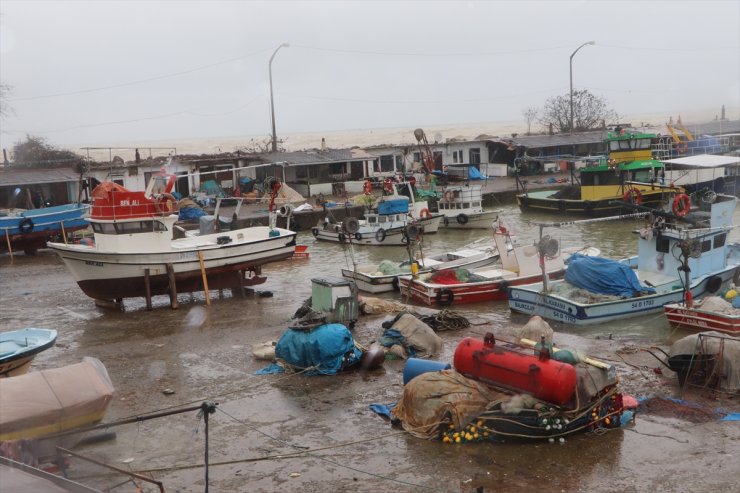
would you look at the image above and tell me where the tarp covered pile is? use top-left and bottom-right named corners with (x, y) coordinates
top-left (564, 253), bottom-right (655, 297)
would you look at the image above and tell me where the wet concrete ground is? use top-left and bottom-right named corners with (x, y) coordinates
top-left (2, 245), bottom-right (739, 493)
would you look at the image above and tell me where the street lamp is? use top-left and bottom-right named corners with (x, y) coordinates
top-left (269, 43), bottom-right (290, 153)
top-left (569, 41), bottom-right (595, 134)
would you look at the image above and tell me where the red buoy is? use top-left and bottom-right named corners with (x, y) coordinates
top-left (453, 334), bottom-right (577, 406)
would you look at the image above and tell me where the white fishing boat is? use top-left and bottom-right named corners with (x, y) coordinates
top-left (313, 195), bottom-right (442, 246)
top-left (509, 167), bottom-right (740, 325)
top-left (47, 172), bottom-right (296, 305)
top-left (0, 328), bottom-right (57, 377)
top-left (341, 247), bottom-right (501, 293)
top-left (437, 183), bottom-right (500, 229)
top-left (399, 225), bottom-right (570, 305)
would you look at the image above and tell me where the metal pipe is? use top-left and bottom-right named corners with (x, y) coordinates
top-left (569, 41), bottom-right (595, 134)
top-left (56, 447), bottom-right (165, 493)
top-left (269, 43), bottom-right (290, 153)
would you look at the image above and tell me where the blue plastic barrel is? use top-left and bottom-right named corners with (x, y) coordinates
top-left (403, 358), bottom-right (451, 384)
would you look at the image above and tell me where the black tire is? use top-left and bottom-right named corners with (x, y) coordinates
top-left (18, 218), bottom-right (34, 234)
top-left (456, 214), bottom-right (469, 225)
top-left (375, 228), bottom-right (386, 243)
top-left (436, 288), bottom-right (454, 306)
top-left (311, 227), bottom-right (319, 237)
top-left (443, 216), bottom-right (449, 227)
top-left (705, 275), bottom-right (722, 294)
top-left (343, 217), bottom-right (360, 234)
top-left (391, 276), bottom-right (400, 291)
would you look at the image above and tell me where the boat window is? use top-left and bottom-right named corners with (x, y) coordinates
top-left (92, 223), bottom-right (116, 234)
top-left (463, 203), bottom-right (470, 208)
top-left (115, 221), bottom-right (156, 234)
top-left (609, 141), bottom-right (620, 152)
top-left (701, 240), bottom-right (712, 253)
top-left (379, 217), bottom-right (386, 223)
top-left (638, 138), bottom-right (652, 150)
top-left (656, 237), bottom-right (670, 253)
top-left (368, 217), bottom-right (376, 224)
top-left (714, 233), bottom-right (727, 248)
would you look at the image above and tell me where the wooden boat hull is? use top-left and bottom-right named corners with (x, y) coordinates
top-left (664, 303), bottom-right (740, 334)
top-left (48, 228), bottom-right (296, 301)
top-left (440, 210), bottom-right (499, 229)
top-left (0, 204), bottom-right (89, 254)
top-left (341, 248), bottom-right (499, 293)
top-left (509, 267), bottom-right (738, 326)
top-left (314, 215), bottom-right (442, 246)
top-left (400, 269), bottom-right (565, 306)
top-left (0, 328), bottom-right (58, 378)
top-left (517, 191), bottom-right (667, 217)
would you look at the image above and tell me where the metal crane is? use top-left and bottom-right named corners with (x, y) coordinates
top-left (413, 128), bottom-right (436, 174)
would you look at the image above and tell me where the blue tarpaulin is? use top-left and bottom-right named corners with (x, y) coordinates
top-left (274, 323), bottom-right (362, 375)
top-left (178, 207), bottom-right (207, 221)
top-left (565, 253), bottom-right (656, 297)
top-left (468, 167), bottom-right (487, 180)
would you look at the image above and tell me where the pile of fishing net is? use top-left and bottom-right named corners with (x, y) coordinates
top-left (670, 331), bottom-right (740, 391)
top-left (378, 312), bottom-right (442, 359)
top-left (549, 282), bottom-right (622, 304)
top-left (428, 268), bottom-right (487, 285)
top-left (377, 260), bottom-right (411, 276)
top-left (695, 295), bottom-right (740, 314)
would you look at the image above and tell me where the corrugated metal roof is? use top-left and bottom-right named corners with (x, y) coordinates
top-left (257, 148), bottom-right (375, 166)
top-left (0, 167), bottom-right (80, 187)
top-left (489, 130), bottom-right (608, 148)
top-left (663, 154), bottom-right (740, 169)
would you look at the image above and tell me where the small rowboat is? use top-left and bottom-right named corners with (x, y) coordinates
top-left (664, 297), bottom-right (740, 335)
top-left (0, 328), bottom-right (57, 378)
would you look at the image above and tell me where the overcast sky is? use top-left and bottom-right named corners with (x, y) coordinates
top-left (1, 0), bottom-right (738, 152)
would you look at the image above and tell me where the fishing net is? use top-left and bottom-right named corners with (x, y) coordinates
top-left (377, 260), bottom-right (409, 275)
top-left (669, 331), bottom-right (740, 391)
top-left (414, 310), bottom-right (470, 332)
top-left (640, 397), bottom-right (721, 423)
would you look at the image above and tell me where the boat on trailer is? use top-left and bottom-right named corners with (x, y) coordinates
top-left (47, 171), bottom-right (296, 307)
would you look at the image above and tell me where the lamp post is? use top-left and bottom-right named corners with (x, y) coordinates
top-left (569, 41), bottom-right (595, 134)
top-left (269, 43), bottom-right (290, 153)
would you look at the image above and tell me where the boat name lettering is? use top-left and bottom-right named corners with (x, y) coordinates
top-left (118, 199), bottom-right (140, 206)
top-left (543, 298), bottom-right (569, 310)
top-left (85, 260), bottom-right (104, 267)
top-left (550, 310), bottom-right (577, 323)
top-left (630, 299), bottom-right (655, 309)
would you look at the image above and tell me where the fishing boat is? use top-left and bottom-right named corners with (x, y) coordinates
top-left (436, 183), bottom-right (500, 229)
top-left (47, 172), bottom-right (296, 306)
top-left (0, 328), bottom-right (57, 378)
top-left (664, 296), bottom-right (740, 335)
top-left (341, 247), bottom-right (500, 293)
top-left (313, 195), bottom-right (441, 246)
top-left (398, 225), bottom-right (568, 306)
top-left (516, 129), bottom-right (680, 217)
top-left (509, 186), bottom-right (740, 325)
top-left (0, 203), bottom-right (89, 255)
top-left (0, 357), bottom-right (114, 463)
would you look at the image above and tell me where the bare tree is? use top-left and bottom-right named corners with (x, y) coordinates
top-left (522, 107), bottom-right (538, 135)
top-left (539, 89), bottom-right (618, 133)
top-left (13, 134), bottom-right (83, 165)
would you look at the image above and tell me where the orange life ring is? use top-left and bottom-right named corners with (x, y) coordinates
top-left (623, 188), bottom-right (643, 205)
top-left (672, 193), bottom-right (691, 217)
top-left (676, 141), bottom-right (688, 154)
top-left (363, 180), bottom-right (373, 195)
top-left (155, 193), bottom-right (176, 214)
top-left (444, 190), bottom-right (455, 202)
top-left (383, 178), bottom-right (395, 195)
top-left (420, 208), bottom-right (432, 219)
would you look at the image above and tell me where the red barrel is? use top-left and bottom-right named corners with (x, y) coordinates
top-left (453, 335), bottom-right (577, 406)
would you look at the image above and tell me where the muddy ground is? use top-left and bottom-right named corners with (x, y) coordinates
top-left (1, 251), bottom-right (738, 493)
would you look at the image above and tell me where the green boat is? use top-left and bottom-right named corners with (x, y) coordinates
top-left (517, 131), bottom-right (682, 216)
